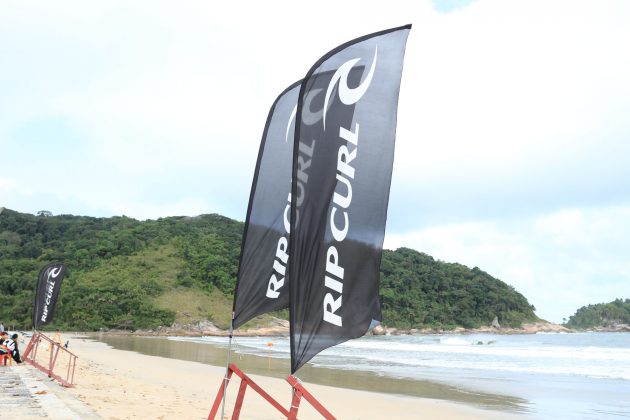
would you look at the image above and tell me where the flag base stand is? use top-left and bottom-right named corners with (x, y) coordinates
top-left (207, 363), bottom-right (335, 419)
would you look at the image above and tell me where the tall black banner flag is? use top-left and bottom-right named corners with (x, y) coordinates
top-left (33, 262), bottom-right (67, 329)
top-left (232, 80), bottom-right (302, 329)
top-left (289, 25), bottom-right (411, 373)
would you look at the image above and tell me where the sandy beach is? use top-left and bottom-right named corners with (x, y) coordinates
top-left (57, 333), bottom-right (523, 419)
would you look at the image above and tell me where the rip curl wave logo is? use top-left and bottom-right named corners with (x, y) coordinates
top-left (301, 88), bottom-right (326, 127)
top-left (285, 104), bottom-right (297, 143)
top-left (323, 46), bottom-right (378, 130)
top-left (48, 267), bottom-right (62, 279)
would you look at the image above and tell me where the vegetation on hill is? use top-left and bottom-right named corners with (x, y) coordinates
top-left (380, 248), bottom-right (537, 328)
top-left (565, 299), bottom-right (630, 329)
top-left (0, 209), bottom-right (537, 331)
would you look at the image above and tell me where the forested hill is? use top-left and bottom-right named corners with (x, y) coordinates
top-left (565, 299), bottom-right (630, 329)
top-left (0, 208), bottom-right (537, 331)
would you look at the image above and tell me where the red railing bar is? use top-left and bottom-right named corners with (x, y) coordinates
top-left (229, 364), bottom-right (289, 416)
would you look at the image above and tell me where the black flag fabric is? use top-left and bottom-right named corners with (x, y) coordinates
top-left (33, 262), bottom-right (67, 329)
top-left (289, 25), bottom-right (411, 373)
top-left (232, 80), bottom-right (302, 329)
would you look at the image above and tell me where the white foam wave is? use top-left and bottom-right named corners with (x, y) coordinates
top-left (441, 337), bottom-right (472, 345)
top-left (167, 334), bottom-right (630, 381)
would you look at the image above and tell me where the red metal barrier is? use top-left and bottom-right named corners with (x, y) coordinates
top-left (208, 363), bottom-right (289, 419)
top-left (286, 375), bottom-right (336, 420)
top-left (207, 363), bottom-right (335, 419)
top-left (22, 331), bottom-right (77, 387)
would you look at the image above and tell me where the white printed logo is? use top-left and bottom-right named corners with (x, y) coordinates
top-left (323, 46), bottom-right (378, 130)
top-left (285, 105), bottom-right (297, 143)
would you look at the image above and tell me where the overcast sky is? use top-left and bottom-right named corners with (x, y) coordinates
top-left (2, 0), bottom-right (629, 323)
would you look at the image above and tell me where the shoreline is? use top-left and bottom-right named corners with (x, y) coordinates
top-left (96, 320), bottom-right (580, 338)
top-left (26, 324), bottom-right (630, 343)
top-left (64, 333), bottom-right (526, 419)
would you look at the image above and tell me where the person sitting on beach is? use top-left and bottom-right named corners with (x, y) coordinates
top-left (0, 332), bottom-right (9, 358)
top-left (4, 333), bottom-right (23, 363)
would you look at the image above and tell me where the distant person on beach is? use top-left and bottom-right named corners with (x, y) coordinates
top-left (4, 333), bottom-right (23, 363)
top-left (0, 322), bottom-right (4, 333)
top-left (48, 329), bottom-right (62, 351)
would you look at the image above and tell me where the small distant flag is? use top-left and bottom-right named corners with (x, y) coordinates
top-left (33, 262), bottom-right (67, 329)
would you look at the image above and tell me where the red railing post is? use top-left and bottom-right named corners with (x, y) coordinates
top-left (70, 353), bottom-right (77, 384)
top-left (32, 335), bottom-right (40, 361)
top-left (22, 333), bottom-right (38, 360)
top-left (207, 368), bottom-right (234, 420)
top-left (286, 375), bottom-right (336, 420)
top-left (50, 345), bottom-right (61, 375)
top-left (231, 378), bottom-right (248, 419)
top-left (288, 387), bottom-right (303, 420)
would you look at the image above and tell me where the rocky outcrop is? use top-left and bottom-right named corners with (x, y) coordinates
top-left (373, 321), bottom-right (574, 335)
top-left (130, 318), bottom-right (290, 337)
top-left (371, 325), bottom-right (386, 336)
top-left (235, 319), bottom-right (289, 337)
top-left (491, 316), bottom-right (501, 329)
top-left (133, 320), bottom-right (224, 336)
top-left (118, 319), bottom-right (579, 337)
top-left (516, 322), bottom-right (573, 333)
top-left (585, 323), bottom-right (630, 332)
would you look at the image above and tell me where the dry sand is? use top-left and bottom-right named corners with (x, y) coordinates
top-left (58, 333), bottom-right (523, 419)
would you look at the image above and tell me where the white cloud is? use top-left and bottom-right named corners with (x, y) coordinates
top-left (0, 177), bottom-right (33, 197)
top-left (389, 0), bottom-right (630, 229)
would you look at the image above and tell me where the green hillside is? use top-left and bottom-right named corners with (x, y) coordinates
top-left (565, 299), bottom-right (630, 329)
top-left (0, 208), bottom-right (537, 331)
top-left (380, 248), bottom-right (536, 328)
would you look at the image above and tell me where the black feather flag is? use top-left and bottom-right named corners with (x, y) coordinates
top-left (232, 81), bottom-right (302, 329)
top-left (289, 25), bottom-right (411, 373)
top-left (33, 262), bottom-right (67, 329)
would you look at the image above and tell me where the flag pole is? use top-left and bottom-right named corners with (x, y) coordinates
top-left (220, 313), bottom-right (235, 419)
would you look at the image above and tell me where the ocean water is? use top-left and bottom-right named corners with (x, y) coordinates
top-left (169, 332), bottom-right (630, 419)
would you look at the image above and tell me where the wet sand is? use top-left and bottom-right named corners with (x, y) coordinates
top-left (65, 333), bottom-right (527, 419)
top-left (95, 334), bottom-right (528, 411)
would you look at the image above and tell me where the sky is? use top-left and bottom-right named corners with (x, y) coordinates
top-left (2, 0), bottom-right (629, 323)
